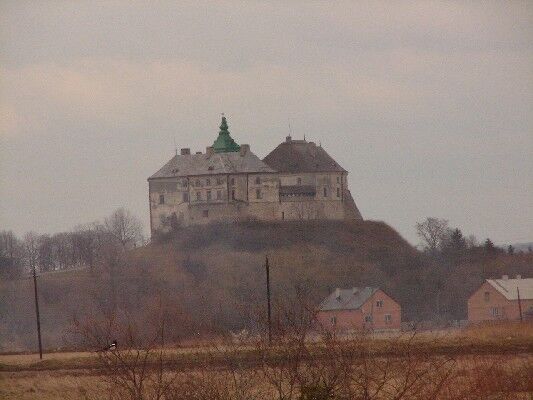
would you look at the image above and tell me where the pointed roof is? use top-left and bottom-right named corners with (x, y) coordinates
top-left (486, 277), bottom-right (533, 300)
top-left (318, 287), bottom-right (378, 311)
top-left (263, 138), bottom-right (346, 173)
top-left (212, 116), bottom-right (240, 153)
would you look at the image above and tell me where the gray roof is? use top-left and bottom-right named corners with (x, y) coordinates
top-left (318, 287), bottom-right (378, 311)
top-left (149, 149), bottom-right (275, 179)
top-left (263, 139), bottom-right (346, 173)
top-left (486, 277), bottom-right (533, 300)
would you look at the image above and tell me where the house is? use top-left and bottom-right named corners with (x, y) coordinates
top-left (147, 116), bottom-right (362, 236)
top-left (316, 287), bottom-right (401, 332)
top-left (467, 275), bottom-right (533, 323)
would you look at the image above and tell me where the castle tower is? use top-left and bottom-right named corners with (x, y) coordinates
top-left (212, 115), bottom-right (240, 153)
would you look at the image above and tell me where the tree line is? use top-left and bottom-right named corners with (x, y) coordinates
top-left (0, 208), bottom-right (144, 279)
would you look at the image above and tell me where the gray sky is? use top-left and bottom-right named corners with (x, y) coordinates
top-left (1, 1), bottom-right (532, 245)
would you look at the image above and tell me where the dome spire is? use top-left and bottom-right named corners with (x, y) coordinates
top-left (212, 113), bottom-right (240, 153)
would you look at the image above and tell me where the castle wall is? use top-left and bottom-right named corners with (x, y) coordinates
top-left (149, 171), bottom-right (355, 236)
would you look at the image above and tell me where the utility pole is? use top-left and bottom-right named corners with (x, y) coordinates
top-left (265, 255), bottom-right (272, 345)
top-left (32, 265), bottom-right (43, 359)
top-left (517, 287), bottom-right (523, 322)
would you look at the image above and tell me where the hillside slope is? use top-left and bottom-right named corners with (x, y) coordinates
top-left (1, 220), bottom-right (531, 352)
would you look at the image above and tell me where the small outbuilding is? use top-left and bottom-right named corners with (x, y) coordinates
top-left (467, 275), bottom-right (533, 323)
top-left (316, 287), bottom-right (401, 332)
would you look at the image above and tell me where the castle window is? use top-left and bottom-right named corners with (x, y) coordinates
top-left (297, 177), bottom-right (302, 185)
top-left (484, 292), bottom-right (490, 302)
top-left (256, 189), bottom-right (262, 199)
top-left (216, 190), bottom-right (222, 200)
top-left (159, 194), bottom-right (165, 205)
top-left (207, 190), bottom-right (212, 201)
top-left (196, 192), bottom-right (201, 201)
top-left (206, 178), bottom-right (211, 186)
top-left (255, 176), bottom-right (261, 184)
top-left (231, 190), bottom-right (235, 200)
top-left (337, 176), bottom-right (340, 184)
top-left (376, 300), bottom-right (384, 308)
top-left (337, 188), bottom-right (340, 197)
top-left (183, 192), bottom-right (189, 202)
top-left (231, 178), bottom-right (235, 185)
top-left (202, 210), bottom-right (209, 218)
top-left (217, 177), bottom-right (223, 185)
top-left (195, 179), bottom-right (201, 187)
top-left (364, 315), bottom-right (372, 323)
top-left (282, 212), bottom-right (285, 220)
top-left (490, 307), bottom-right (499, 317)
top-left (330, 316), bottom-right (336, 325)
top-left (323, 187), bottom-right (328, 197)
top-left (208, 166), bottom-right (214, 171)
top-left (385, 314), bottom-right (392, 324)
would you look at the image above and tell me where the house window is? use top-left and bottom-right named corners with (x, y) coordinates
top-left (323, 187), bottom-right (328, 197)
top-left (337, 188), bottom-right (340, 197)
top-left (255, 176), bottom-right (261, 184)
top-left (217, 177), bottom-right (223, 185)
top-left (216, 190), bottom-right (222, 200)
top-left (484, 292), bottom-right (490, 302)
top-left (376, 300), bottom-right (384, 308)
top-left (196, 192), bottom-right (201, 201)
top-left (490, 307), bottom-right (499, 317)
top-left (231, 190), bottom-right (235, 200)
top-left (364, 315), bottom-right (372, 323)
top-left (202, 210), bottom-right (209, 218)
top-left (231, 178), bottom-right (235, 185)
top-left (297, 177), bottom-right (302, 185)
top-left (159, 194), bottom-right (165, 204)
top-left (337, 176), bottom-right (340, 184)
top-left (385, 314), bottom-right (392, 324)
top-left (330, 316), bottom-right (336, 325)
top-left (256, 189), bottom-right (262, 199)
top-left (183, 192), bottom-right (189, 202)
top-left (207, 190), bottom-right (212, 201)
top-left (206, 178), bottom-right (211, 186)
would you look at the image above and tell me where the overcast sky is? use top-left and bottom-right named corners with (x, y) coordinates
top-left (1, 1), bottom-right (531, 245)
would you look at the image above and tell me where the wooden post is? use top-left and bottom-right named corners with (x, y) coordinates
top-left (265, 255), bottom-right (272, 345)
top-left (517, 287), bottom-right (523, 322)
top-left (32, 266), bottom-right (43, 359)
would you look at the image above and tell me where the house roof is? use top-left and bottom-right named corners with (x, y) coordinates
top-left (148, 149), bottom-right (275, 180)
top-left (318, 287), bottom-right (377, 311)
top-left (263, 138), bottom-right (346, 173)
top-left (486, 277), bottom-right (533, 300)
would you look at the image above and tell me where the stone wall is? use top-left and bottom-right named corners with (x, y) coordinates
top-left (149, 170), bottom-right (360, 236)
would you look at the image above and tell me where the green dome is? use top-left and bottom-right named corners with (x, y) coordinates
top-left (212, 116), bottom-right (240, 153)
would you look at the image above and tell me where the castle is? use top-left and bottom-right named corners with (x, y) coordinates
top-left (148, 116), bottom-right (362, 236)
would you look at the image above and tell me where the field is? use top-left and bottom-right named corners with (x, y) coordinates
top-left (1, 323), bottom-right (532, 400)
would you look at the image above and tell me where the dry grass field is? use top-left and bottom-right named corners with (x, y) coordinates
top-left (1, 323), bottom-right (532, 400)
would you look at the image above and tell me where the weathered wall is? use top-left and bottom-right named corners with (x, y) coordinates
top-left (149, 169), bottom-right (360, 236)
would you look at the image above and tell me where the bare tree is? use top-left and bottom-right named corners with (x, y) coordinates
top-left (105, 208), bottom-right (144, 249)
top-left (415, 218), bottom-right (449, 253)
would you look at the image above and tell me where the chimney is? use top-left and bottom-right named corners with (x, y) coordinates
top-left (240, 144), bottom-right (250, 156)
top-left (334, 288), bottom-right (341, 301)
top-left (502, 275), bottom-right (509, 280)
top-left (516, 274), bottom-right (521, 279)
top-left (180, 148), bottom-right (190, 155)
top-left (286, 135), bottom-right (292, 143)
top-left (206, 146), bottom-right (214, 156)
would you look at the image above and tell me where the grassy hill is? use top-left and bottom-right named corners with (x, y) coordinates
top-left (1, 220), bottom-right (531, 352)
